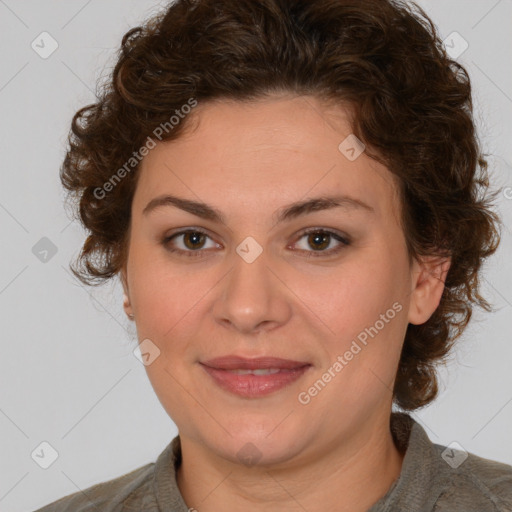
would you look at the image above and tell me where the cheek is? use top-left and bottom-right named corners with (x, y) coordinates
top-left (302, 253), bottom-right (407, 379)
top-left (127, 247), bottom-right (225, 365)
top-left (127, 243), bottom-right (192, 320)
top-left (301, 255), bottom-right (401, 334)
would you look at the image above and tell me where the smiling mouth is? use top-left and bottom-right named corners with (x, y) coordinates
top-left (200, 356), bottom-right (312, 398)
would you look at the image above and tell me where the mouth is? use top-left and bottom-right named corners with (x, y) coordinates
top-left (200, 356), bottom-right (312, 398)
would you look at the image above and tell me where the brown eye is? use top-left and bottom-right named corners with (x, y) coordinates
top-left (307, 232), bottom-right (331, 251)
top-left (182, 232), bottom-right (207, 250)
top-left (293, 228), bottom-right (350, 258)
top-left (162, 229), bottom-right (218, 258)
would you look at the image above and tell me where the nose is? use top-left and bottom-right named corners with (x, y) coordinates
top-left (212, 244), bottom-right (292, 335)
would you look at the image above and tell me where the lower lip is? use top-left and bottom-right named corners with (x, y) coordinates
top-left (201, 364), bottom-right (311, 398)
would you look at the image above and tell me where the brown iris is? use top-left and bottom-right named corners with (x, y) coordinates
top-left (183, 232), bottom-right (207, 250)
top-left (307, 232), bottom-right (330, 251)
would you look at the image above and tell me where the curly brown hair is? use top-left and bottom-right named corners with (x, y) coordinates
top-left (61, 0), bottom-right (502, 411)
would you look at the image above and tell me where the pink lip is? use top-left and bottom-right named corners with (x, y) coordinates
top-left (200, 356), bottom-right (312, 398)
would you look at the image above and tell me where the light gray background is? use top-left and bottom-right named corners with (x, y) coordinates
top-left (0, 1), bottom-right (511, 510)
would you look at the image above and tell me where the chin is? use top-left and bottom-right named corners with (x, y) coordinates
top-left (205, 417), bottom-right (310, 468)
top-left (222, 436), bottom-right (305, 468)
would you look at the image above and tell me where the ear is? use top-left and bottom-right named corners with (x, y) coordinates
top-left (407, 255), bottom-right (451, 325)
top-left (120, 267), bottom-right (134, 320)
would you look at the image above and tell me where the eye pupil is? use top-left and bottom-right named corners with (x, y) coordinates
top-left (308, 232), bottom-right (330, 250)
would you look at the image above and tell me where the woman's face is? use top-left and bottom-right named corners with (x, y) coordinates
top-left (122, 95), bottom-right (445, 466)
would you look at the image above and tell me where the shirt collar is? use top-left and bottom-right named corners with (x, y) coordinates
top-left (368, 412), bottom-right (450, 511)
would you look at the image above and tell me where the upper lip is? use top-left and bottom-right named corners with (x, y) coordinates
top-left (200, 356), bottom-right (311, 370)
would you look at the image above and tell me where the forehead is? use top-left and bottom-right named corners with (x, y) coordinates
top-left (133, 95), bottom-right (400, 224)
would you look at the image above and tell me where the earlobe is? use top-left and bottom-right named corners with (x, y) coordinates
top-left (407, 255), bottom-right (451, 325)
top-left (120, 269), bottom-right (134, 320)
top-left (123, 294), bottom-right (135, 320)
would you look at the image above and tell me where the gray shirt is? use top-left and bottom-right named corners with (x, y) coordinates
top-left (33, 413), bottom-right (512, 511)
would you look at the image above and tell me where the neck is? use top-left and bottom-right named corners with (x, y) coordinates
top-left (176, 412), bottom-right (405, 512)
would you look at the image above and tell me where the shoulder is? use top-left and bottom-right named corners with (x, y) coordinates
top-left (433, 443), bottom-right (512, 511)
top-left (385, 414), bottom-right (512, 512)
top-left (32, 461), bottom-right (156, 511)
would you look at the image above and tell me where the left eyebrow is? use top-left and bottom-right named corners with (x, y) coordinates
top-left (275, 195), bottom-right (375, 224)
top-left (142, 194), bottom-right (374, 225)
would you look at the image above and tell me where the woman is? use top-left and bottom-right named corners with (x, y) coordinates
top-left (35, 0), bottom-right (512, 510)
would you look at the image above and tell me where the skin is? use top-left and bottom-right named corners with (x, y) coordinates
top-left (121, 94), bottom-right (451, 511)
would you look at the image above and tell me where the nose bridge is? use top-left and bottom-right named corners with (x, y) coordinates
top-left (213, 238), bottom-right (291, 333)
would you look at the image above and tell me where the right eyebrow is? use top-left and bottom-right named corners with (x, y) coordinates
top-left (143, 194), bottom-right (226, 223)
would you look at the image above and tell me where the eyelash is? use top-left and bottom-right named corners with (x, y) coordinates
top-left (161, 227), bottom-right (351, 259)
